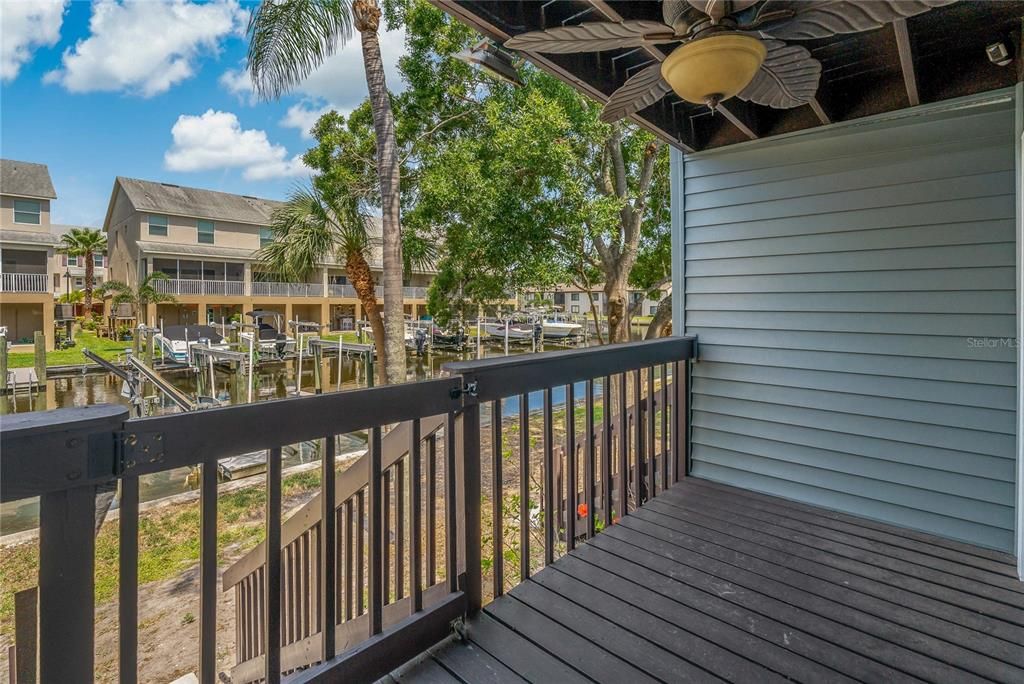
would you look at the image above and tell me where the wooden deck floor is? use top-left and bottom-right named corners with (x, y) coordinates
top-left (399, 478), bottom-right (1024, 683)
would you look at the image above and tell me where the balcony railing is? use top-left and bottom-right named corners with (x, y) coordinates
top-left (252, 282), bottom-right (324, 298)
top-left (328, 283), bottom-right (357, 297)
top-left (0, 337), bottom-right (694, 683)
top-left (153, 278), bottom-right (245, 297)
top-left (1, 272), bottom-right (49, 293)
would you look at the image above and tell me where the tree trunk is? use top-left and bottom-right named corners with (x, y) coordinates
top-left (347, 250), bottom-right (387, 383)
top-left (84, 251), bottom-right (94, 311)
top-left (356, 0), bottom-right (405, 385)
top-left (644, 293), bottom-right (672, 339)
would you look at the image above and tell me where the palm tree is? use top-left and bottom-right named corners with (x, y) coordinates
top-left (100, 272), bottom-right (178, 324)
top-left (258, 184), bottom-right (388, 377)
top-left (58, 227), bottom-right (107, 310)
top-left (247, 0), bottom-right (406, 384)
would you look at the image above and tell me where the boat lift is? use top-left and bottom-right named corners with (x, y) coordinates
top-left (82, 348), bottom-right (198, 415)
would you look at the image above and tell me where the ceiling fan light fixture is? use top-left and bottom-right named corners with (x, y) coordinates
top-left (661, 33), bottom-right (767, 107)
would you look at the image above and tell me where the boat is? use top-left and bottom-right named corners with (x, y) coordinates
top-left (539, 314), bottom-right (583, 339)
top-left (240, 310), bottom-right (296, 357)
top-left (154, 325), bottom-right (230, 363)
top-left (482, 317), bottom-right (537, 340)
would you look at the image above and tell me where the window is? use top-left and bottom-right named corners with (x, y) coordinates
top-left (198, 219), bottom-right (215, 244)
top-left (259, 227), bottom-right (273, 248)
top-left (571, 305), bottom-right (580, 314)
top-left (13, 199), bottom-right (41, 224)
top-left (94, 254), bottom-right (104, 267)
top-left (66, 255), bottom-right (78, 266)
top-left (570, 292), bottom-right (580, 301)
top-left (649, 305), bottom-right (658, 316)
top-left (148, 214), bottom-right (168, 236)
top-left (53, 273), bottom-right (61, 289)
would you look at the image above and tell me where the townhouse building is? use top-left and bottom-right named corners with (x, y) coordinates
top-left (0, 159), bottom-right (58, 348)
top-left (523, 281), bottom-right (670, 318)
top-left (103, 177), bottom-right (433, 330)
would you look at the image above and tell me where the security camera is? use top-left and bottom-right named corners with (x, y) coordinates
top-left (986, 42), bottom-right (1012, 67)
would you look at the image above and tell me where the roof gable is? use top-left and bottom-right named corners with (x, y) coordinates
top-left (115, 176), bottom-right (284, 225)
top-left (0, 159), bottom-right (57, 199)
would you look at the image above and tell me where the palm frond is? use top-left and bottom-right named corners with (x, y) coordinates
top-left (247, 0), bottom-right (354, 101)
top-left (258, 183), bottom-right (372, 281)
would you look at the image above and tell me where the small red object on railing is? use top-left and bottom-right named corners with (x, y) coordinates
top-left (577, 503), bottom-right (588, 518)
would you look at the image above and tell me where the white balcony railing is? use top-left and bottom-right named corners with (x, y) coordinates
top-left (1, 272), bottom-right (49, 293)
top-left (404, 286), bottom-right (429, 298)
top-left (328, 283), bottom-right (357, 297)
top-left (152, 278), bottom-right (245, 296)
top-left (252, 281), bottom-right (323, 297)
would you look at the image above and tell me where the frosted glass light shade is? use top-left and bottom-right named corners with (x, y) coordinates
top-left (661, 34), bottom-right (767, 107)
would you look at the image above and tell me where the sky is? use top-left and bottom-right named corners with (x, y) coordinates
top-left (0, 0), bottom-right (407, 227)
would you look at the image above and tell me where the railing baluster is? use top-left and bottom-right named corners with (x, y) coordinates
top-left (543, 387), bottom-right (555, 565)
top-left (647, 365), bottom-right (656, 498)
top-left (661, 364), bottom-right (669, 493)
top-left (585, 379), bottom-right (595, 539)
top-left (519, 392), bottom-right (530, 582)
top-left (265, 445), bottom-right (282, 683)
top-left (368, 426), bottom-right (384, 635)
top-left (601, 376), bottom-right (612, 528)
top-left (396, 458), bottom-right (406, 602)
top-left (382, 467), bottom-right (391, 605)
top-left (445, 412), bottom-right (458, 592)
top-left (633, 369), bottom-right (643, 506)
top-left (410, 419), bottom-right (423, 613)
top-left (492, 398), bottom-right (504, 597)
top-left (344, 498), bottom-right (354, 621)
top-left (119, 475), bottom-right (139, 684)
top-left (321, 435), bottom-right (336, 660)
top-left (357, 490), bottom-right (365, 617)
top-left (618, 373), bottom-right (628, 515)
top-left (426, 433), bottom-right (437, 586)
top-left (200, 458), bottom-right (218, 683)
top-left (565, 383), bottom-right (577, 551)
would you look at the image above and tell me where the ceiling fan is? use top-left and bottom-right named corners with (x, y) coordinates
top-left (504, 0), bottom-right (957, 123)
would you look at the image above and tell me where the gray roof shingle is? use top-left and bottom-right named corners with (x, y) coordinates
top-left (0, 159), bottom-right (57, 199)
top-left (116, 177), bottom-right (283, 225)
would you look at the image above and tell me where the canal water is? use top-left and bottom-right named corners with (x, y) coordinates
top-left (1, 337), bottom-right (604, 535)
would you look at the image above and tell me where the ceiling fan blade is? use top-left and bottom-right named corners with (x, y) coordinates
top-left (600, 63), bottom-right (674, 123)
top-left (663, 0), bottom-right (704, 33)
top-left (737, 40), bottom-right (821, 108)
top-left (686, 1), bottom-right (760, 23)
top-left (504, 21), bottom-right (673, 54)
top-left (757, 1), bottom-right (957, 41)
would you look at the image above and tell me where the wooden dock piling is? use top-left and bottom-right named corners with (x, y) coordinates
top-left (33, 332), bottom-right (46, 383)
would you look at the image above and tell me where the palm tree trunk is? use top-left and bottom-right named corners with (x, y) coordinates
top-left (355, 0), bottom-right (405, 385)
top-left (347, 251), bottom-right (387, 383)
top-left (84, 250), bottom-right (94, 311)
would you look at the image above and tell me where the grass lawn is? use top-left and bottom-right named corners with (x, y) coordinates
top-left (319, 331), bottom-right (363, 344)
top-left (6, 331), bottom-right (131, 369)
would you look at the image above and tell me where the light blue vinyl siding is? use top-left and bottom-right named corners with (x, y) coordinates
top-left (679, 99), bottom-right (1017, 551)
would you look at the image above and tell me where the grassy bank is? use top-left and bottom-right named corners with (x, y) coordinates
top-left (0, 469), bottom-right (322, 635)
top-left (6, 331), bottom-right (130, 369)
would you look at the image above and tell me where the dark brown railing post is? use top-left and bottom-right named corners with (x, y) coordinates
top-left (459, 402), bottom-right (483, 613)
top-left (39, 485), bottom-right (97, 682)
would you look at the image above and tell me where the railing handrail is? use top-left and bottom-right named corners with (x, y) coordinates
top-left (1, 271), bottom-right (49, 292)
top-left (444, 335), bottom-right (696, 401)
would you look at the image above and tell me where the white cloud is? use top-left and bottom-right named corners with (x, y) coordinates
top-left (164, 109), bottom-right (310, 181)
top-left (44, 0), bottom-right (247, 97)
top-left (0, 0), bottom-right (67, 82)
top-left (220, 27), bottom-right (406, 120)
top-left (280, 101), bottom-right (334, 139)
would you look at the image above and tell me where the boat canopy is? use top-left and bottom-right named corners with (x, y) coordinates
top-left (161, 325), bottom-right (225, 343)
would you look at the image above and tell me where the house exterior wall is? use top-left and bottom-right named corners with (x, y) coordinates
top-left (0, 195), bottom-right (51, 232)
top-left (674, 95), bottom-right (1018, 552)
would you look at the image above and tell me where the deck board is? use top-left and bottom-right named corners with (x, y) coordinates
top-left (402, 479), bottom-right (1024, 683)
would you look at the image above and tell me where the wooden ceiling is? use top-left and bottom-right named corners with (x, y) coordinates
top-left (434, 0), bottom-right (1024, 152)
